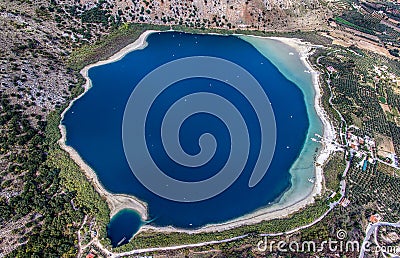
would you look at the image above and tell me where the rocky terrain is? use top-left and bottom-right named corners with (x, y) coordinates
top-left (91, 0), bottom-right (330, 30)
top-left (0, 0), bottom-right (332, 117)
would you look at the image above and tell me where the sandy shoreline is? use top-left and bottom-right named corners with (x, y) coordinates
top-left (58, 30), bottom-right (159, 220)
top-left (139, 35), bottom-right (337, 234)
top-left (59, 30), bottom-right (337, 234)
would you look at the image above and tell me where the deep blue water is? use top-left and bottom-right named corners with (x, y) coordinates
top-left (107, 209), bottom-right (142, 247)
top-left (63, 32), bottom-right (309, 228)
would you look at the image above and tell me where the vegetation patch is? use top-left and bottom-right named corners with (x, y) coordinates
top-left (323, 152), bottom-right (346, 191)
top-left (67, 23), bottom-right (170, 71)
top-left (114, 199), bottom-right (328, 252)
top-left (334, 17), bottom-right (375, 35)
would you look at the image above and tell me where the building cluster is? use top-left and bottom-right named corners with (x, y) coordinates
top-left (346, 130), bottom-right (378, 171)
top-left (347, 131), bottom-right (376, 156)
top-left (346, 129), bottom-right (399, 169)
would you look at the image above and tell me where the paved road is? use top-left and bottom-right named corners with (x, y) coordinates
top-left (359, 221), bottom-right (400, 258)
top-left (114, 234), bottom-right (249, 257)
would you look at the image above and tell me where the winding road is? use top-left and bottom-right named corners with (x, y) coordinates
top-left (84, 157), bottom-right (352, 257)
top-left (359, 221), bottom-right (400, 258)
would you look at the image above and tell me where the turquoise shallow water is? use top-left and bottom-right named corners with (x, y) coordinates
top-left (241, 36), bottom-right (323, 202)
top-left (63, 32), bottom-right (323, 231)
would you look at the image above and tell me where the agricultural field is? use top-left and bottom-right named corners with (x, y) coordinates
top-left (317, 47), bottom-right (400, 156)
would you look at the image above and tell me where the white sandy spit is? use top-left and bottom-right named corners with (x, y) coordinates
top-left (58, 30), bottom-right (160, 220)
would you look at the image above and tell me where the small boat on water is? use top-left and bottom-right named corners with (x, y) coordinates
top-left (308, 178), bottom-right (315, 183)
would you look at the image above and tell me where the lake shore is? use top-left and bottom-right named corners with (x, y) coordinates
top-left (58, 30), bottom-right (159, 221)
top-left (138, 35), bottom-right (336, 234)
top-left (59, 30), bottom-right (336, 234)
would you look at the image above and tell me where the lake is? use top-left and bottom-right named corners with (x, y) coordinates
top-left (63, 32), bottom-right (321, 231)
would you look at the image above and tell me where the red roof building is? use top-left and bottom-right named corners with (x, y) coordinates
top-left (369, 214), bottom-right (382, 223)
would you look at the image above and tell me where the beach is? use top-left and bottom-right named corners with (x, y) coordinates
top-left (58, 30), bottom-right (159, 220)
top-left (138, 35), bottom-right (337, 234)
top-left (59, 30), bottom-right (337, 233)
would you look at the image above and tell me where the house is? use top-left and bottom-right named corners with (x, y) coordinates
top-left (340, 198), bottom-right (350, 207)
top-left (369, 214), bottom-right (382, 223)
top-left (327, 66), bottom-right (337, 73)
top-left (350, 144), bottom-right (359, 151)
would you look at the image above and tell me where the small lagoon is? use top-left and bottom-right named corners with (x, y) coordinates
top-left (107, 209), bottom-right (142, 247)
